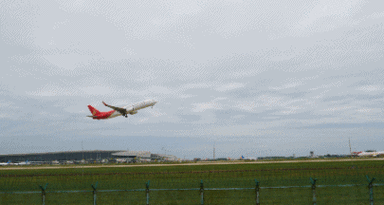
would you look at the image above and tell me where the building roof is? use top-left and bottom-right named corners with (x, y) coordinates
top-left (112, 151), bottom-right (151, 158)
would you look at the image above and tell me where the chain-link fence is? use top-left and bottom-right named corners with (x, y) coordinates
top-left (1, 160), bottom-right (384, 204)
top-left (1, 176), bottom-right (383, 204)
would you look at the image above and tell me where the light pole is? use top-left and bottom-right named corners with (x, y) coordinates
top-left (162, 147), bottom-right (167, 160)
top-left (162, 147), bottom-right (167, 155)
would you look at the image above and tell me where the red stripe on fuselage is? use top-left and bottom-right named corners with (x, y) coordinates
top-left (92, 110), bottom-right (116, 120)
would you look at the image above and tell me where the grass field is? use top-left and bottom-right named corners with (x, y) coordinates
top-left (0, 159), bottom-right (383, 204)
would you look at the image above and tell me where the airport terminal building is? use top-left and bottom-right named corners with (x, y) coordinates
top-left (0, 150), bottom-right (178, 165)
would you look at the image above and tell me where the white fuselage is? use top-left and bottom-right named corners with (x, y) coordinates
top-left (109, 99), bottom-right (157, 118)
top-left (125, 99), bottom-right (157, 111)
top-left (357, 151), bottom-right (384, 157)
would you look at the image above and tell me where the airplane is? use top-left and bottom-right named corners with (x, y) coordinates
top-left (87, 99), bottom-right (157, 120)
top-left (357, 150), bottom-right (384, 157)
top-left (16, 160), bottom-right (30, 165)
top-left (240, 155), bottom-right (257, 160)
top-left (0, 160), bottom-right (12, 166)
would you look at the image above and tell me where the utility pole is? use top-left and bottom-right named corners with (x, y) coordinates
top-left (349, 137), bottom-right (352, 156)
top-left (82, 141), bottom-right (84, 161)
top-left (213, 142), bottom-right (215, 160)
top-left (162, 147), bottom-right (167, 160)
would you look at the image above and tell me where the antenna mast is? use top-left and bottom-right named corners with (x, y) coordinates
top-left (213, 142), bottom-right (215, 160)
top-left (349, 137), bottom-right (352, 156)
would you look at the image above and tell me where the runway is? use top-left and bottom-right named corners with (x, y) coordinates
top-left (1, 158), bottom-right (383, 171)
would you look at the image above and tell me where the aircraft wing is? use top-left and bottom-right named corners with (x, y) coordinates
top-left (102, 101), bottom-right (127, 115)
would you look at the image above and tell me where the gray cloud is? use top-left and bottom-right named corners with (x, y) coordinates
top-left (1, 1), bottom-right (384, 158)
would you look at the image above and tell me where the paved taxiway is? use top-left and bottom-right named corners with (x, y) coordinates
top-left (0, 158), bottom-right (383, 170)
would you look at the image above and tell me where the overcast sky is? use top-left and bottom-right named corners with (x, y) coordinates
top-left (1, 0), bottom-right (384, 159)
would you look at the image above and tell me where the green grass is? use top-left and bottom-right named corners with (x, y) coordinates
top-left (0, 160), bottom-right (383, 204)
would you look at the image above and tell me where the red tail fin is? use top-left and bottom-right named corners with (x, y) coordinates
top-left (88, 105), bottom-right (100, 116)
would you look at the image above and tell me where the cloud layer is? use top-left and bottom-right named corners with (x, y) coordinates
top-left (1, 1), bottom-right (384, 159)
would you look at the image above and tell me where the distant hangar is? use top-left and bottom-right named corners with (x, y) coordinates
top-left (0, 150), bottom-right (178, 164)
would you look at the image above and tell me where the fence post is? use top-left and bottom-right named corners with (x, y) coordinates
top-left (146, 180), bottom-right (150, 205)
top-left (310, 178), bottom-right (317, 205)
top-left (91, 182), bottom-right (98, 205)
top-left (200, 180), bottom-right (204, 205)
top-left (366, 175), bottom-right (375, 205)
top-left (39, 183), bottom-right (48, 205)
top-left (255, 179), bottom-right (260, 205)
